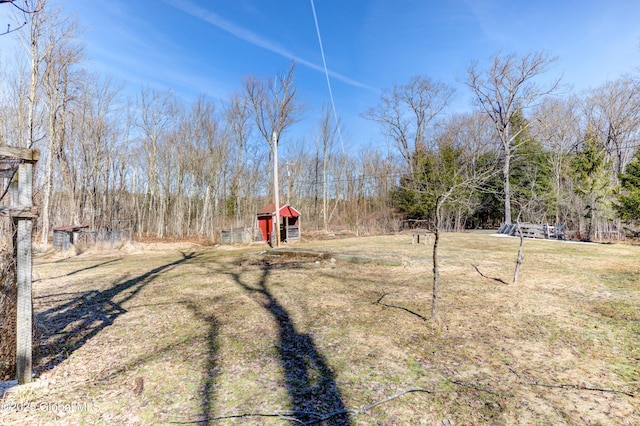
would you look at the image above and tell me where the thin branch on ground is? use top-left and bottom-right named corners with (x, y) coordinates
top-left (170, 377), bottom-right (638, 425)
top-left (172, 387), bottom-right (437, 425)
top-left (170, 410), bottom-right (308, 424)
top-left (525, 381), bottom-right (637, 398)
top-left (373, 291), bottom-right (427, 321)
top-left (471, 264), bottom-right (509, 285)
top-left (507, 366), bottom-right (520, 377)
top-left (358, 386), bottom-right (435, 412)
top-left (304, 387), bottom-right (436, 425)
top-left (373, 290), bottom-right (393, 305)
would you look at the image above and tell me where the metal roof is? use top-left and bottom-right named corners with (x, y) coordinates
top-left (257, 203), bottom-right (301, 218)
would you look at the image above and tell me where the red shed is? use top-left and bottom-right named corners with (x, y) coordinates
top-left (257, 203), bottom-right (301, 244)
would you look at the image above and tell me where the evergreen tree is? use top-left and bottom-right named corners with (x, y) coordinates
top-left (511, 142), bottom-right (554, 222)
top-left (571, 131), bottom-right (613, 240)
top-left (467, 152), bottom-right (503, 228)
top-left (393, 145), bottom-right (469, 224)
top-left (615, 149), bottom-right (640, 223)
top-left (509, 112), bottom-right (554, 222)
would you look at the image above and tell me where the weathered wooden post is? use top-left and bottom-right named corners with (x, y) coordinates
top-left (0, 147), bottom-right (38, 384)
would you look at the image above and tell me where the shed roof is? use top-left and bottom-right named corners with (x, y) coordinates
top-left (52, 224), bottom-right (90, 232)
top-left (257, 203), bottom-right (301, 218)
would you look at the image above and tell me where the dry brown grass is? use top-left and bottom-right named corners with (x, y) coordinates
top-left (0, 232), bottom-right (638, 425)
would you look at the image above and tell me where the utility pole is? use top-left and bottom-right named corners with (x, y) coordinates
top-left (272, 131), bottom-right (281, 247)
top-left (285, 162), bottom-right (292, 204)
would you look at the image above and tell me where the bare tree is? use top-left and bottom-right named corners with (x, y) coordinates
top-left (25, 1), bottom-right (84, 244)
top-left (244, 62), bottom-right (303, 154)
top-left (225, 91), bottom-right (254, 226)
top-left (42, 11), bottom-right (83, 225)
top-left (363, 75), bottom-right (455, 173)
top-left (315, 105), bottom-right (339, 231)
top-left (582, 76), bottom-right (640, 177)
top-left (243, 62), bottom-right (303, 245)
top-left (1, 0), bottom-right (43, 36)
top-left (16, 0), bottom-right (46, 150)
top-left (532, 96), bottom-right (581, 224)
top-left (137, 87), bottom-right (175, 238)
top-left (466, 51), bottom-right (560, 224)
top-left (188, 96), bottom-right (228, 238)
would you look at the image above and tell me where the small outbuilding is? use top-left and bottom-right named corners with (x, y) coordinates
top-left (52, 224), bottom-right (90, 251)
top-left (257, 203), bottom-right (301, 244)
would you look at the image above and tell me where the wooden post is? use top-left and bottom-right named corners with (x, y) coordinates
top-left (15, 162), bottom-right (33, 384)
top-left (285, 216), bottom-right (289, 242)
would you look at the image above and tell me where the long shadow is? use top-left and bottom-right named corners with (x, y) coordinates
top-left (33, 258), bottom-right (122, 283)
top-left (34, 251), bottom-right (198, 375)
top-left (232, 263), bottom-right (351, 425)
top-left (185, 301), bottom-right (220, 425)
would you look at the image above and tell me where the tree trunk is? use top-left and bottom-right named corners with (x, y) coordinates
top-left (431, 198), bottom-right (442, 319)
top-left (503, 153), bottom-right (512, 225)
top-left (41, 149), bottom-right (53, 245)
top-left (513, 223), bottom-right (524, 283)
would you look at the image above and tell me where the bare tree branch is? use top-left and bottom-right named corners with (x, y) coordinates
top-left (472, 264), bottom-right (509, 285)
top-left (526, 381), bottom-right (637, 398)
top-left (363, 76), bottom-right (455, 173)
top-left (373, 291), bottom-right (428, 321)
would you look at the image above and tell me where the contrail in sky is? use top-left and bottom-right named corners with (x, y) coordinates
top-left (310, 0), bottom-right (345, 152)
top-left (164, 0), bottom-right (374, 91)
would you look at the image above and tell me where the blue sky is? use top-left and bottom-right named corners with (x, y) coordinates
top-left (3, 0), bottom-right (640, 149)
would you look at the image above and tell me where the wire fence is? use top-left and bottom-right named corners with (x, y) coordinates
top-left (0, 217), bottom-right (16, 380)
top-left (220, 227), bottom-right (261, 244)
top-left (53, 220), bottom-right (133, 252)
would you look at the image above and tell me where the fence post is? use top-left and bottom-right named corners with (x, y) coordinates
top-left (15, 162), bottom-right (33, 384)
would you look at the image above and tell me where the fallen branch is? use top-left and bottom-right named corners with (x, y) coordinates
top-left (304, 387), bottom-right (435, 425)
top-left (358, 386), bottom-right (435, 412)
top-left (373, 291), bottom-right (427, 321)
top-left (171, 410), bottom-right (310, 424)
top-left (472, 264), bottom-right (508, 285)
top-left (526, 381), bottom-right (636, 398)
top-left (374, 290), bottom-right (393, 305)
top-left (211, 412), bottom-right (306, 424)
top-left (172, 387), bottom-right (437, 425)
top-left (171, 377), bottom-right (636, 425)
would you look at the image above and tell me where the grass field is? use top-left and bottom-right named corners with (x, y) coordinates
top-left (0, 232), bottom-right (638, 425)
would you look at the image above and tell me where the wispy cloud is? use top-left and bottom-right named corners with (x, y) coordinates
top-left (163, 0), bottom-right (374, 91)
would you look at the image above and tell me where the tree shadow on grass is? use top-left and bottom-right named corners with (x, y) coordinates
top-left (184, 301), bottom-right (220, 425)
top-left (34, 251), bottom-right (198, 375)
top-left (33, 258), bottom-right (122, 283)
top-left (231, 262), bottom-right (352, 425)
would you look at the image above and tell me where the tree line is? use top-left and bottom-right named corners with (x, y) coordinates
top-left (385, 54), bottom-right (640, 241)
top-left (1, 1), bottom-right (639, 244)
